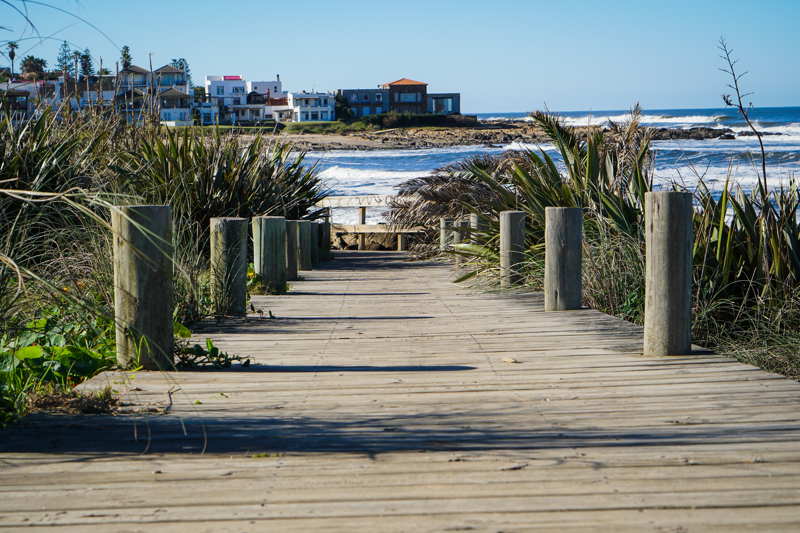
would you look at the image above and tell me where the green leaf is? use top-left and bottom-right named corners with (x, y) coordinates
top-left (14, 345), bottom-right (44, 360)
top-left (174, 321), bottom-right (192, 339)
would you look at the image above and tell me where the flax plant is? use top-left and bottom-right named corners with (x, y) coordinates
top-left (1, 107), bottom-right (329, 422)
top-left (391, 107), bottom-right (800, 377)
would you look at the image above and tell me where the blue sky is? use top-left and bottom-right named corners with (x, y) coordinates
top-left (1, 0), bottom-right (798, 112)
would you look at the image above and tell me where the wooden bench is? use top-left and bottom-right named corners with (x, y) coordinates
top-left (317, 195), bottom-right (424, 251)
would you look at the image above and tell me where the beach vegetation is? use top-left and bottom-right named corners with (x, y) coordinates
top-left (390, 106), bottom-right (800, 378)
top-left (0, 108), bottom-right (327, 424)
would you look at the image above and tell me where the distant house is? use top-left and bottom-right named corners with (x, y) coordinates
top-left (115, 64), bottom-right (193, 125)
top-left (0, 89), bottom-right (31, 120)
top-left (3, 78), bottom-right (65, 115)
top-left (117, 65), bottom-right (150, 91)
top-left (427, 93), bottom-right (460, 115)
top-left (288, 91), bottom-right (335, 122)
top-left (159, 87), bottom-right (193, 126)
top-left (205, 75), bottom-right (247, 108)
top-left (247, 75), bottom-right (286, 100)
top-left (381, 78), bottom-right (428, 114)
top-left (204, 74), bottom-right (296, 124)
top-left (195, 100), bottom-right (219, 125)
top-left (337, 88), bottom-right (389, 118)
top-left (338, 78), bottom-right (461, 117)
top-left (154, 65), bottom-right (190, 92)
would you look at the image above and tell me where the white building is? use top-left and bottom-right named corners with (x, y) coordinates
top-left (247, 75), bottom-right (285, 99)
top-left (205, 74), bottom-right (295, 124)
top-left (288, 91), bottom-right (335, 122)
top-left (5, 78), bottom-right (65, 114)
top-left (205, 75), bottom-right (247, 107)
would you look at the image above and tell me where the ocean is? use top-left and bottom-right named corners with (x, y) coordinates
top-left (307, 106), bottom-right (800, 223)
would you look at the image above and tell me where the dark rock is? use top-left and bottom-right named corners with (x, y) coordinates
top-left (738, 130), bottom-right (782, 136)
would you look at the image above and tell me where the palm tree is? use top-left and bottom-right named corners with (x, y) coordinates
top-left (6, 41), bottom-right (18, 81)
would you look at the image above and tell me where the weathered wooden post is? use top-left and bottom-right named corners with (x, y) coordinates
top-left (285, 220), bottom-right (299, 281)
top-left (644, 191), bottom-right (694, 356)
top-left (452, 218), bottom-right (470, 245)
top-left (252, 216), bottom-right (287, 293)
top-left (210, 217), bottom-right (248, 315)
top-left (310, 222), bottom-right (321, 267)
top-left (112, 205), bottom-right (173, 370)
top-left (500, 210), bottom-right (526, 289)
top-left (452, 219), bottom-right (470, 265)
top-left (469, 213), bottom-right (487, 244)
top-left (397, 233), bottom-right (407, 251)
top-left (321, 220), bottom-right (332, 260)
top-left (439, 218), bottom-right (453, 251)
top-left (544, 207), bottom-right (583, 311)
top-left (358, 206), bottom-right (367, 250)
top-left (297, 220), bottom-right (314, 271)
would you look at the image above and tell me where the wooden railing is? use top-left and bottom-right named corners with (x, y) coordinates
top-left (317, 195), bottom-right (424, 251)
top-left (111, 191), bottom-right (693, 369)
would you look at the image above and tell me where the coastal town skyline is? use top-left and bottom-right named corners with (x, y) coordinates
top-left (2, 0), bottom-right (798, 112)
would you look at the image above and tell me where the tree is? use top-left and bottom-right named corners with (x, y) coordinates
top-left (79, 48), bottom-right (94, 77)
top-left (71, 50), bottom-right (82, 78)
top-left (6, 41), bottom-right (18, 79)
top-left (335, 93), bottom-right (353, 122)
top-left (56, 41), bottom-right (72, 75)
top-left (98, 67), bottom-right (110, 75)
top-left (20, 55), bottom-right (47, 75)
top-left (120, 45), bottom-right (132, 69)
top-left (170, 57), bottom-right (192, 86)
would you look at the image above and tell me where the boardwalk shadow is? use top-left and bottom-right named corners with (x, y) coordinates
top-left (3, 408), bottom-right (798, 457)
top-left (176, 364), bottom-right (476, 373)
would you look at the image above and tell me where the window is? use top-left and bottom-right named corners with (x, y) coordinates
top-left (232, 86), bottom-right (244, 94)
top-left (363, 94), bottom-right (369, 101)
top-left (216, 86), bottom-right (224, 95)
top-left (399, 93), bottom-right (419, 103)
top-left (362, 106), bottom-right (371, 116)
top-left (311, 112), bottom-right (319, 120)
top-left (375, 93), bottom-right (382, 102)
top-left (233, 97), bottom-right (240, 105)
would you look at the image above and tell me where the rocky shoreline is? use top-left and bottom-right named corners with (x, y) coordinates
top-left (276, 120), bottom-right (754, 152)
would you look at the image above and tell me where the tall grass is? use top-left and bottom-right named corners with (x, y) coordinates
top-left (390, 107), bottom-right (800, 378)
top-left (0, 108), bottom-right (328, 423)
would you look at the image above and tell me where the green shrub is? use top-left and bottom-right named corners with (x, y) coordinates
top-left (391, 107), bottom-right (800, 378)
top-left (0, 108), bottom-right (328, 422)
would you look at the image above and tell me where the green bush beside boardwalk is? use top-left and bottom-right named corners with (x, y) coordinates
top-left (391, 108), bottom-right (800, 379)
top-left (0, 109), bottom-right (328, 424)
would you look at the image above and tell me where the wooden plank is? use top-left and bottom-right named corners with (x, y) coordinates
top-left (2, 250), bottom-right (800, 530)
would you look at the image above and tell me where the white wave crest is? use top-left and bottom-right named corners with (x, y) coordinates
top-left (308, 144), bottom-right (495, 159)
top-left (318, 166), bottom-right (432, 197)
top-left (561, 113), bottom-right (726, 128)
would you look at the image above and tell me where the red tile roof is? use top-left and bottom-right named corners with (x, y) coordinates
top-left (384, 78), bottom-right (427, 86)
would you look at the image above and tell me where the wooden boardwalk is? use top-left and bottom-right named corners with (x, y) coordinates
top-left (2, 251), bottom-right (800, 531)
